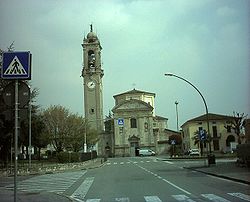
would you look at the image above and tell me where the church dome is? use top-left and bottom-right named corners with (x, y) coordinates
top-left (87, 31), bottom-right (97, 39)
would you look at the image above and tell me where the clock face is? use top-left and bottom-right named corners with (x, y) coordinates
top-left (87, 81), bottom-right (96, 89)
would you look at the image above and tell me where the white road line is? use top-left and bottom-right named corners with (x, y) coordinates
top-left (86, 199), bottom-right (101, 202)
top-left (163, 161), bottom-right (174, 164)
top-left (71, 177), bottom-right (95, 201)
top-left (162, 178), bottom-right (191, 195)
top-left (201, 194), bottom-right (230, 202)
top-left (172, 194), bottom-right (196, 202)
top-left (115, 197), bottom-right (130, 201)
top-left (136, 164), bottom-right (191, 195)
top-left (228, 192), bottom-right (250, 201)
top-left (144, 195), bottom-right (162, 202)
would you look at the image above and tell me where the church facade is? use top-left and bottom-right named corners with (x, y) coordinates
top-left (112, 89), bottom-right (169, 157)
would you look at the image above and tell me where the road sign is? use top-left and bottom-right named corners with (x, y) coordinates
top-left (117, 118), bottom-right (124, 126)
top-left (3, 81), bottom-right (30, 107)
top-left (171, 140), bottom-right (176, 145)
top-left (1, 52), bottom-right (31, 80)
top-left (199, 129), bottom-right (207, 141)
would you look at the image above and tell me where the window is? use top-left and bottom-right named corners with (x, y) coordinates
top-left (130, 118), bottom-right (137, 128)
top-left (89, 108), bottom-right (95, 114)
top-left (144, 122), bottom-right (148, 132)
top-left (212, 126), bottom-right (217, 137)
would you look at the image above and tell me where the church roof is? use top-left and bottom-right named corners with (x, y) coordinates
top-left (112, 99), bottom-right (153, 112)
top-left (154, 115), bottom-right (168, 120)
top-left (113, 88), bottom-right (155, 98)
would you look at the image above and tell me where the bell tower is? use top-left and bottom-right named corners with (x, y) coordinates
top-left (82, 25), bottom-right (104, 152)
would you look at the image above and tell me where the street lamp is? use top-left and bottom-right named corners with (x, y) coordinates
top-left (175, 101), bottom-right (179, 131)
top-left (164, 73), bottom-right (211, 154)
top-left (84, 118), bottom-right (107, 153)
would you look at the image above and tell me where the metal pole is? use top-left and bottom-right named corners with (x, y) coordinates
top-left (14, 80), bottom-right (19, 202)
top-left (28, 90), bottom-right (32, 170)
top-left (84, 120), bottom-right (87, 153)
top-left (165, 73), bottom-right (211, 154)
top-left (175, 101), bottom-right (179, 131)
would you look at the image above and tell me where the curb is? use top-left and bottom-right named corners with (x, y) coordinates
top-left (184, 166), bottom-right (250, 185)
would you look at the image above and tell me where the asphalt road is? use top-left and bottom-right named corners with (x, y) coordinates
top-left (1, 157), bottom-right (249, 202)
top-left (69, 157), bottom-right (249, 201)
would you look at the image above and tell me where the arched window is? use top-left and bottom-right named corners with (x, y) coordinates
top-left (130, 118), bottom-right (137, 128)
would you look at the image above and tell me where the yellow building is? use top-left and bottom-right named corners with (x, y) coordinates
top-left (181, 113), bottom-right (238, 154)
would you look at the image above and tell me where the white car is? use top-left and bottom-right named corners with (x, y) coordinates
top-left (189, 149), bottom-right (200, 156)
top-left (139, 149), bottom-right (155, 156)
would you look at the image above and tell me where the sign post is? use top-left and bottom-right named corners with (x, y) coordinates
top-left (1, 51), bottom-right (31, 202)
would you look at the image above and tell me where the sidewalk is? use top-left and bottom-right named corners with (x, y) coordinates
top-left (185, 160), bottom-right (250, 185)
top-left (0, 158), bottom-right (104, 202)
top-left (0, 158), bottom-right (104, 177)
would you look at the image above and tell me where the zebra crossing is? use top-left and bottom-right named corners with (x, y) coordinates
top-left (106, 160), bottom-right (156, 166)
top-left (5, 170), bottom-right (86, 193)
top-left (80, 192), bottom-right (250, 202)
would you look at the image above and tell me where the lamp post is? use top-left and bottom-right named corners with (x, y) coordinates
top-left (175, 101), bottom-right (179, 131)
top-left (164, 73), bottom-right (211, 154)
top-left (84, 118), bottom-right (106, 153)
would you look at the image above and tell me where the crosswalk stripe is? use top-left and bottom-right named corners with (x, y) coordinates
top-left (5, 171), bottom-right (86, 193)
top-left (228, 192), bottom-right (250, 201)
top-left (172, 194), bottom-right (196, 202)
top-left (84, 193), bottom-right (250, 202)
top-left (71, 177), bottom-right (95, 201)
top-left (144, 195), bottom-right (162, 202)
top-left (115, 197), bottom-right (130, 201)
top-left (201, 194), bottom-right (230, 202)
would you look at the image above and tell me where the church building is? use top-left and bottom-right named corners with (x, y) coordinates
top-left (81, 26), bottom-right (171, 157)
top-left (112, 89), bottom-right (169, 156)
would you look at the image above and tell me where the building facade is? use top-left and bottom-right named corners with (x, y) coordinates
top-left (181, 113), bottom-right (239, 154)
top-left (81, 25), bottom-right (104, 154)
top-left (112, 89), bottom-right (169, 156)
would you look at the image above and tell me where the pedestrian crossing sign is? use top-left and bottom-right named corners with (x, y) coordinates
top-left (1, 52), bottom-right (31, 80)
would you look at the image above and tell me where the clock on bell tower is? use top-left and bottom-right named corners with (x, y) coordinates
top-left (82, 24), bottom-right (104, 139)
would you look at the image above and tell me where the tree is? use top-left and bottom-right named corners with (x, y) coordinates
top-left (228, 112), bottom-right (248, 144)
top-left (42, 105), bottom-right (71, 152)
top-left (41, 105), bottom-right (98, 153)
top-left (64, 114), bottom-right (85, 152)
top-left (192, 130), bottom-right (208, 156)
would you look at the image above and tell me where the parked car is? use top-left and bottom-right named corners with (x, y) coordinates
top-left (189, 149), bottom-right (200, 156)
top-left (139, 149), bottom-right (155, 156)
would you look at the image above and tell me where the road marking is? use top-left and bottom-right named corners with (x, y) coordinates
top-left (115, 197), bottom-right (130, 201)
top-left (136, 164), bottom-right (191, 195)
top-left (144, 195), bottom-right (162, 202)
top-left (163, 161), bottom-right (174, 164)
top-left (172, 194), bottom-right (196, 202)
top-left (228, 192), bottom-right (250, 201)
top-left (201, 194), bottom-right (230, 202)
top-left (71, 177), bottom-right (95, 201)
top-left (86, 199), bottom-right (101, 202)
top-left (6, 170), bottom-right (86, 193)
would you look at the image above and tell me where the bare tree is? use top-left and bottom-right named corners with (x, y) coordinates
top-left (229, 112), bottom-right (248, 144)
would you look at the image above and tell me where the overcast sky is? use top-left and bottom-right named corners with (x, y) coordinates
top-left (0, 0), bottom-right (249, 130)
